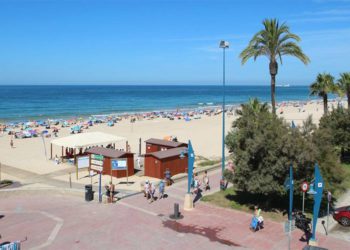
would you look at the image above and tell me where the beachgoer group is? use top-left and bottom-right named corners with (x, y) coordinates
top-left (143, 179), bottom-right (166, 203)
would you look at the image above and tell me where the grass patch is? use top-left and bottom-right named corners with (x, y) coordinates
top-left (197, 159), bottom-right (221, 167)
top-left (0, 179), bottom-right (13, 188)
top-left (0, 179), bottom-right (13, 185)
top-left (202, 164), bottom-right (350, 222)
top-left (202, 188), bottom-right (287, 222)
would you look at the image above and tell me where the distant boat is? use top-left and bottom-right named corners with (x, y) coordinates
top-left (276, 84), bottom-right (290, 87)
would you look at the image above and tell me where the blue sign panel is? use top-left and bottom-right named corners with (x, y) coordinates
top-left (187, 140), bottom-right (195, 194)
top-left (289, 164), bottom-right (294, 221)
top-left (311, 163), bottom-right (324, 241)
top-left (111, 159), bottom-right (127, 170)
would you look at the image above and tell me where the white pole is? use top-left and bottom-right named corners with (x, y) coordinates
top-left (288, 220), bottom-right (291, 250)
top-left (327, 201), bottom-right (329, 235)
top-left (302, 192), bottom-right (305, 214)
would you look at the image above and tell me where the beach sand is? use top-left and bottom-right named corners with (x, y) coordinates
top-left (0, 99), bottom-right (346, 189)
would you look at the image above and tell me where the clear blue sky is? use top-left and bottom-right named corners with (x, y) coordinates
top-left (0, 0), bottom-right (350, 85)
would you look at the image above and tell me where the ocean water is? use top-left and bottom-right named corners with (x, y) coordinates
top-left (0, 85), bottom-right (312, 122)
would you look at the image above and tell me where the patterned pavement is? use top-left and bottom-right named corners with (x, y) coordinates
top-left (0, 169), bottom-right (348, 250)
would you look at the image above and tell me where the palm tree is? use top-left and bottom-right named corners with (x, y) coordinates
top-left (240, 18), bottom-right (310, 114)
top-left (310, 73), bottom-right (336, 114)
top-left (337, 72), bottom-right (350, 108)
top-left (301, 115), bottom-right (316, 137)
top-left (246, 97), bottom-right (269, 113)
top-left (236, 98), bottom-right (269, 117)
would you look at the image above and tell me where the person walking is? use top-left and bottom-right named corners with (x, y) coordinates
top-left (149, 182), bottom-right (156, 203)
top-left (10, 138), bottom-right (14, 148)
top-left (192, 173), bottom-right (200, 194)
top-left (144, 180), bottom-right (150, 199)
top-left (159, 179), bottom-right (165, 199)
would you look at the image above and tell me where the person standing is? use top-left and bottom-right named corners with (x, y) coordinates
top-left (202, 170), bottom-right (210, 191)
top-left (107, 181), bottom-right (115, 203)
top-left (10, 138), bottom-right (14, 148)
top-left (165, 169), bottom-right (173, 186)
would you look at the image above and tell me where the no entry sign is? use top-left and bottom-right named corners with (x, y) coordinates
top-left (301, 182), bottom-right (309, 192)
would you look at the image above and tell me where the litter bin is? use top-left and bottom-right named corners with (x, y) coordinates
top-left (85, 184), bottom-right (93, 201)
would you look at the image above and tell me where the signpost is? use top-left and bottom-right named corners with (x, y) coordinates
top-left (90, 154), bottom-right (104, 203)
top-left (184, 140), bottom-right (195, 211)
top-left (310, 163), bottom-right (324, 245)
top-left (301, 181), bottom-right (309, 214)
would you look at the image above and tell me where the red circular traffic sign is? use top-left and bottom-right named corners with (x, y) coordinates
top-left (301, 182), bottom-right (308, 192)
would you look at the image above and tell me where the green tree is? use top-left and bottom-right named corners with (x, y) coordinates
top-left (317, 107), bottom-right (350, 161)
top-left (225, 99), bottom-right (315, 196)
top-left (225, 99), bottom-right (345, 198)
top-left (239, 18), bottom-right (310, 114)
top-left (301, 115), bottom-right (316, 138)
top-left (310, 73), bottom-right (336, 115)
top-left (337, 72), bottom-right (350, 108)
top-left (235, 98), bottom-right (269, 117)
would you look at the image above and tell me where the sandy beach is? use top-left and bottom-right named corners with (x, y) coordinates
top-left (0, 99), bottom-right (346, 189)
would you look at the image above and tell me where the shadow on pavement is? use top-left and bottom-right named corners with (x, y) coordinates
top-left (162, 219), bottom-right (242, 247)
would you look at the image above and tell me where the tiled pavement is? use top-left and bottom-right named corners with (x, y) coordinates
top-left (0, 169), bottom-right (348, 250)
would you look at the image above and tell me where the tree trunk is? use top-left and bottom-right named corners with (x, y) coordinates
top-left (271, 75), bottom-right (276, 114)
top-left (269, 61), bottom-right (278, 114)
top-left (323, 94), bottom-right (328, 115)
top-left (347, 91), bottom-right (350, 109)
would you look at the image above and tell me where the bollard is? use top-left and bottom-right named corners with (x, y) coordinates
top-left (174, 203), bottom-right (179, 219)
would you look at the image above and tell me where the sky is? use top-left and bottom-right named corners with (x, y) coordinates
top-left (0, 0), bottom-right (350, 85)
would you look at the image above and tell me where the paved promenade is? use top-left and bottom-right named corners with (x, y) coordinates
top-left (0, 169), bottom-right (348, 249)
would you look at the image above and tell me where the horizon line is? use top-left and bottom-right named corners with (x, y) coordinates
top-left (0, 83), bottom-right (310, 86)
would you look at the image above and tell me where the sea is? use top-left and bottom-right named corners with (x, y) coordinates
top-left (0, 85), bottom-right (314, 122)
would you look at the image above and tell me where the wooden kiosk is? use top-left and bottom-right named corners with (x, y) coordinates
top-left (86, 147), bottom-right (134, 178)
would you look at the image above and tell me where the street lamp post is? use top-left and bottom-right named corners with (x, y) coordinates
top-left (219, 40), bottom-right (229, 186)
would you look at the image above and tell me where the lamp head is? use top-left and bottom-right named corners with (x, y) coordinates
top-left (307, 182), bottom-right (317, 195)
top-left (180, 150), bottom-right (185, 159)
top-left (219, 40), bottom-right (229, 48)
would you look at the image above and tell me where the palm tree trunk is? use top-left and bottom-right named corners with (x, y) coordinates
top-left (271, 74), bottom-right (276, 114)
top-left (323, 94), bottom-right (328, 114)
top-left (347, 91), bottom-right (350, 109)
top-left (269, 61), bottom-right (278, 114)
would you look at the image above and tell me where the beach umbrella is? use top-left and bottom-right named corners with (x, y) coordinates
top-left (71, 125), bottom-right (81, 132)
top-left (23, 131), bottom-right (32, 138)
